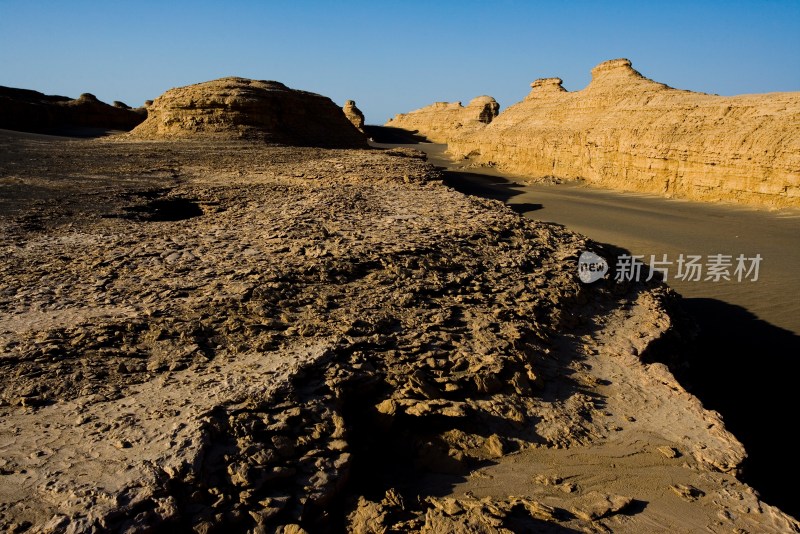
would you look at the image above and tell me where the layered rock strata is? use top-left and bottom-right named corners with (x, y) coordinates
top-left (385, 95), bottom-right (499, 143)
top-left (446, 59), bottom-right (800, 208)
top-left (343, 99), bottom-right (365, 131)
top-left (129, 77), bottom-right (368, 148)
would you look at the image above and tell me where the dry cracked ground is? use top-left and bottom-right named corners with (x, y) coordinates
top-left (0, 130), bottom-right (797, 533)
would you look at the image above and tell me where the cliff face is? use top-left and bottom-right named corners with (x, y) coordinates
top-left (130, 77), bottom-right (368, 148)
top-left (444, 59), bottom-right (800, 208)
top-left (0, 86), bottom-right (146, 133)
top-left (385, 95), bottom-right (499, 143)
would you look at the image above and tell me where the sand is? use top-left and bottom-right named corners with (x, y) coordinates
top-left (370, 134), bottom-right (800, 520)
top-left (1, 129), bottom-right (797, 532)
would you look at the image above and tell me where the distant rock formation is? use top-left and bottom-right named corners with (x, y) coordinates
top-left (343, 99), bottom-right (365, 131)
top-left (447, 59), bottom-right (800, 208)
top-left (385, 95), bottom-right (499, 143)
top-left (0, 86), bottom-right (146, 134)
top-left (130, 77), bottom-right (368, 148)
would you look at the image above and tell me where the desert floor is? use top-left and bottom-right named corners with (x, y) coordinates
top-left (371, 130), bottom-right (800, 521)
top-left (1, 128), bottom-right (798, 532)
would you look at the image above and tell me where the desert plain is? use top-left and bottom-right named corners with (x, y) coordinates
top-left (0, 62), bottom-right (799, 533)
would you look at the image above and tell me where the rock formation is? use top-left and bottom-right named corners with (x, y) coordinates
top-left (385, 95), bottom-right (499, 143)
top-left (0, 86), bottom-right (146, 134)
top-left (445, 59), bottom-right (800, 208)
top-left (129, 77), bottom-right (368, 148)
top-left (1, 130), bottom-right (798, 532)
top-left (343, 99), bottom-right (365, 131)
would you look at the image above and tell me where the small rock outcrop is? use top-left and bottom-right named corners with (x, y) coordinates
top-left (129, 77), bottom-right (368, 148)
top-left (343, 99), bottom-right (365, 131)
top-left (385, 95), bottom-right (499, 143)
top-left (0, 86), bottom-right (146, 133)
top-left (447, 59), bottom-right (800, 208)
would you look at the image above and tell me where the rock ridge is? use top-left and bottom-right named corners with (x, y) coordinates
top-left (389, 58), bottom-right (800, 208)
top-left (0, 86), bottom-right (146, 134)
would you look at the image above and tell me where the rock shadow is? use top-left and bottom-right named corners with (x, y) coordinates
top-left (105, 189), bottom-right (204, 222)
top-left (364, 125), bottom-right (433, 144)
top-left (642, 296), bottom-right (800, 520)
top-left (440, 168), bottom-right (532, 206)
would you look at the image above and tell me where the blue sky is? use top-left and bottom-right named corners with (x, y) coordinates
top-left (1, 1), bottom-right (798, 123)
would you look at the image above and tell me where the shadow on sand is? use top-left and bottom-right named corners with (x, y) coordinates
top-left (371, 129), bottom-right (800, 520)
top-left (643, 297), bottom-right (800, 519)
top-left (364, 125), bottom-right (432, 144)
top-left (441, 163), bottom-right (800, 519)
top-left (440, 169), bottom-right (543, 213)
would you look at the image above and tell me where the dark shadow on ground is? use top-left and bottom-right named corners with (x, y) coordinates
top-left (430, 157), bottom-right (800, 520)
top-left (642, 297), bottom-right (800, 520)
top-left (364, 125), bottom-right (432, 144)
top-left (441, 169), bottom-right (526, 203)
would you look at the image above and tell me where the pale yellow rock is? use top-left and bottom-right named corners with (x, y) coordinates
top-left (343, 99), bottom-right (365, 131)
top-left (129, 77), bottom-right (367, 148)
top-left (385, 95), bottom-right (499, 143)
top-left (440, 59), bottom-right (800, 209)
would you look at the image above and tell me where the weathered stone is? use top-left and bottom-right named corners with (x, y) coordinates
top-left (386, 95), bottom-right (499, 143)
top-left (130, 77), bottom-right (367, 148)
top-left (571, 491), bottom-right (633, 521)
top-left (0, 85), bottom-right (145, 133)
top-left (343, 99), bottom-right (365, 131)
top-left (446, 58), bottom-right (800, 208)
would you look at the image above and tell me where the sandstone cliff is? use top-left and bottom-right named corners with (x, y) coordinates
top-left (0, 86), bottom-right (145, 134)
top-left (130, 77), bottom-right (368, 148)
top-left (446, 59), bottom-right (800, 208)
top-left (385, 95), bottom-right (499, 143)
top-left (343, 99), bottom-right (365, 131)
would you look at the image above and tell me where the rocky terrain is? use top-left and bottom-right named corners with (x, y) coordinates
top-left (1, 127), bottom-right (797, 533)
top-left (0, 86), bottom-right (145, 134)
top-left (385, 96), bottom-right (499, 144)
top-left (391, 59), bottom-right (800, 209)
top-left (129, 78), bottom-right (367, 148)
top-left (342, 101), bottom-right (365, 132)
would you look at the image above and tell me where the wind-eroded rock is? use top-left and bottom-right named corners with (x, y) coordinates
top-left (385, 95), bottom-right (499, 143)
top-left (447, 59), bottom-right (800, 208)
top-left (130, 77), bottom-right (368, 148)
top-left (343, 99), bottom-right (365, 131)
top-left (0, 86), bottom-right (145, 133)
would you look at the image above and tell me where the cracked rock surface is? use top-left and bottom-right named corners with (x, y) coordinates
top-left (0, 130), bottom-right (797, 532)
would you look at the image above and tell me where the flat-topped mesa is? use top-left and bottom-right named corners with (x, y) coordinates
top-left (343, 99), bottom-right (365, 131)
top-left (129, 77), bottom-right (368, 148)
top-left (448, 58), bottom-right (800, 208)
top-left (587, 58), bottom-right (670, 94)
top-left (385, 95), bottom-right (499, 143)
top-left (590, 58), bottom-right (639, 78)
top-left (526, 78), bottom-right (566, 99)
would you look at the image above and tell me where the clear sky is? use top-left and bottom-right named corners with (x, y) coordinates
top-left (1, 1), bottom-right (799, 124)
